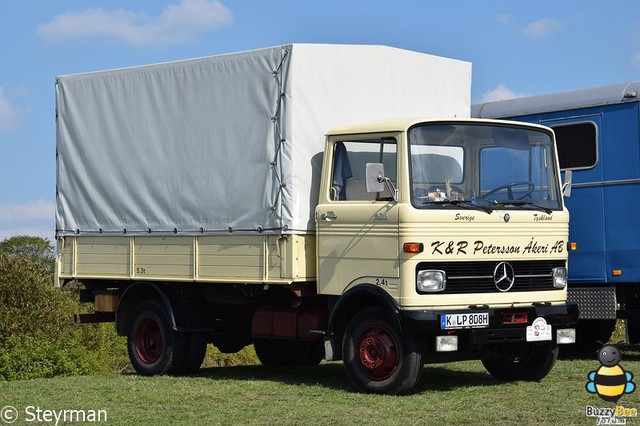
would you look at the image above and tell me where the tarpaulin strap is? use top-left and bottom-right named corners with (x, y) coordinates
top-left (270, 47), bottom-right (290, 233)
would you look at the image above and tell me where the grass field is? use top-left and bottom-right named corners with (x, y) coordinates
top-left (1, 347), bottom-right (639, 425)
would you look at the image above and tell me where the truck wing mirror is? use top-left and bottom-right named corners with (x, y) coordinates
top-left (562, 170), bottom-right (572, 198)
top-left (366, 163), bottom-right (398, 202)
top-left (366, 163), bottom-right (386, 193)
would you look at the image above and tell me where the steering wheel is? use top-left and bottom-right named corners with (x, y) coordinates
top-left (481, 181), bottom-right (534, 201)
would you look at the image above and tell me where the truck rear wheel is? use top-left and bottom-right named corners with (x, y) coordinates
top-left (127, 300), bottom-right (186, 375)
top-left (342, 307), bottom-right (424, 395)
top-left (174, 332), bottom-right (207, 375)
top-left (482, 342), bottom-right (558, 381)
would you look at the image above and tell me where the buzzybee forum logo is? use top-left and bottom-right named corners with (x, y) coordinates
top-left (585, 344), bottom-right (637, 424)
top-left (586, 345), bottom-right (636, 403)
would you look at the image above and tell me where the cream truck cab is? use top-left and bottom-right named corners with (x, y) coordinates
top-left (316, 118), bottom-right (577, 393)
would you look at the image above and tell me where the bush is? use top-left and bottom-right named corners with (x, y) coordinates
top-left (202, 345), bottom-right (260, 368)
top-left (0, 253), bottom-right (128, 380)
top-left (0, 253), bottom-right (73, 344)
top-left (0, 235), bottom-right (55, 272)
top-left (0, 333), bottom-right (99, 381)
top-left (0, 249), bottom-right (263, 380)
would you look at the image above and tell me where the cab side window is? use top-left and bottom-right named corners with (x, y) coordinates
top-left (330, 139), bottom-right (397, 201)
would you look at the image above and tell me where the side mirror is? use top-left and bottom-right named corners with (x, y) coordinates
top-left (366, 163), bottom-right (398, 202)
top-left (365, 163), bottom-right (386, 193)
top-left (562, 170), bottom-right (572, 198)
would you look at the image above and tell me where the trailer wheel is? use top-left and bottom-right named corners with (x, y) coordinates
top-left (127, 300), bottom-right (186, 375)
top-left (254, 338), bottom-right (323, 367)
top-left (342, 307), bottom-right (424, 395)
top-left (482, 342), bottom-right (558, 381)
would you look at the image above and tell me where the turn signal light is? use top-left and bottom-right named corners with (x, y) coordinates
top-left (613, 269), bottom-right (622, 276)
top-left (403, 242), bottom-right (424, 253)
top-left (569, 242), bottom-right (577, 251)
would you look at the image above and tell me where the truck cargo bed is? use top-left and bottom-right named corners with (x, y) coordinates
top-left (57, 234), bottom-right (315, 285)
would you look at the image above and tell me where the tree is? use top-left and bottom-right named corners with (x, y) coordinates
top-left (0, 235), bottom-right (55, 269)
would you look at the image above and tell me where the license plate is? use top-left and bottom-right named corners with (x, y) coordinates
top-left (441, 312), bottom-right (489, 329)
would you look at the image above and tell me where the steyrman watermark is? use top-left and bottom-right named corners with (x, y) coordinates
top-left (1, 406), bottom-right (107, 425)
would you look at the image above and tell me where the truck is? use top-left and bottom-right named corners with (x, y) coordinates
top-left (55, 44), bottom-right (577, 395)
top-left (473, 81), bottom-right (640, 350)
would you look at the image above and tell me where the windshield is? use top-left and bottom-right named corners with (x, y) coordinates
top-left (409, 123), bottom-right (562, 211)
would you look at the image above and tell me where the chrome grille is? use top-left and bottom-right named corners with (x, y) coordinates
top-left (416, 260), bottom-right (564, 294)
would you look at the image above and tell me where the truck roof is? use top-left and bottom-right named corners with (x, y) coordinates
top-left (326, 117), bottom-right (553, 136)
top-left (472, 81), bottom-right (640, 119)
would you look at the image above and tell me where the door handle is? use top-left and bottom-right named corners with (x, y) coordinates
top-left (320, 212), bottom-right (337, 220)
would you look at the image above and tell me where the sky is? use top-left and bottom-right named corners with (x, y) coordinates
top-left (1, 0), bottom-right (639, 241)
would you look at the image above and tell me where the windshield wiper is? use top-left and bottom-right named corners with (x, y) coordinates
top-left (423, 199), bottom-right (493, 214)
top-left (493, 201), bottom-right (553, 215)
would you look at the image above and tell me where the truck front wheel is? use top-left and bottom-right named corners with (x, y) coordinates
top-left (342, 307), bottom-right (424, 395)
top-left (127, 300), bottom-right (186, 375)
top-left (482, 342), bottom-right (558, 381)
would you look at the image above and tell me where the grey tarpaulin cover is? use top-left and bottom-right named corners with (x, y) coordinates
top-left (55, 44), bottom-right (471, 236)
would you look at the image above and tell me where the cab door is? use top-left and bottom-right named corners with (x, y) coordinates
top-left (316, 136), bottom-right (400, 296)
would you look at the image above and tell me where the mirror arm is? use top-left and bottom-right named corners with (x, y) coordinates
top-left (382, 176), bottom-right (399, 203)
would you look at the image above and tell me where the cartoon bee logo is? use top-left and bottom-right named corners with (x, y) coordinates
top-left (586, 344), bottom-right (636, 403)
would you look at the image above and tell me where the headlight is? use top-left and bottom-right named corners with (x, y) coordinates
top-left (417, 270), bottom-right (446, 293)
top-left (552, 267), bottom-right (567, 289)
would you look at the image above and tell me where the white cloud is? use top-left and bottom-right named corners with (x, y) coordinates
top-left (481, 84), bottom-right (527, 103)
top-left (38, 0), bottom-right (233, 48)
top-left (0, 200), bottom-right (54, 223)
top-left (0, 87), bottom-right (19, 130)
top-left (0, 225), bottom-right (54, 243)
top-left (0, 200), bottom-right (55, 241)
top-left (522, 18), bottom-right (562, 39)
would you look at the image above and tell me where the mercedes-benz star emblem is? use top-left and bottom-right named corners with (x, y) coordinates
top-left (493, 261), bottom-right (515, 292)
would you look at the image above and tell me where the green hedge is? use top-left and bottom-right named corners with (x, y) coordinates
top-left (0, 253), bottom-right (127, 380)
top-left (0, 252), bottom-right (259, 381)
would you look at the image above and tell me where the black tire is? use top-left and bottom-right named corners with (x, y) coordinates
top-left (482, 342), bottom-right (558, 381)
top-left (342, 307), bottom-right (424, 395)
top-left (127, 300), bottom-right (187, 376)
top-left (254, 338), bottom-right (324, 367)
top-left (174, 332), bottom-right (207, 375)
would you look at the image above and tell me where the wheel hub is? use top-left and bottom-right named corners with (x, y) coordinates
top-left (135, 317), bottom-right (163, 364)
top-left (358, 326), bottom-right (398, 380)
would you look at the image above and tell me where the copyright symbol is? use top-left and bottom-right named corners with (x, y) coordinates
top-left (0, 406), bottom-right (18, 423)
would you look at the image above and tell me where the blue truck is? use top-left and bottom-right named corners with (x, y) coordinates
top-left (473, 82), bottom-right (640, 349)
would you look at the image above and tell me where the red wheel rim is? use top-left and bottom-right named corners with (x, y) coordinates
top-left (357, 326), bottom-right (398, 380)
top-left (135, 317), bottom-right (164, 364)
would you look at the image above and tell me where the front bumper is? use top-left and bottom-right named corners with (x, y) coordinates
top-left (399, 303), bottom-right (579, 345)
